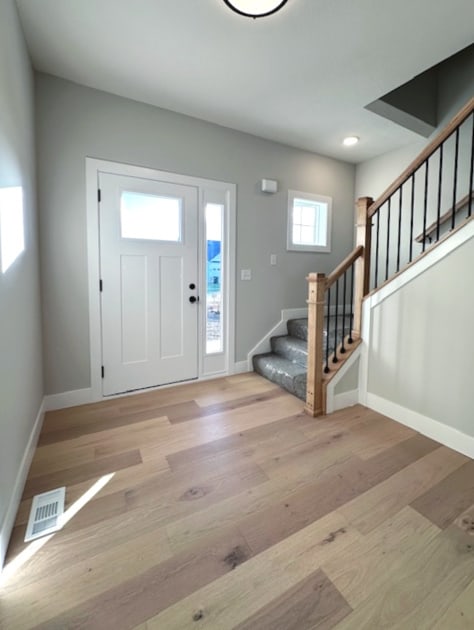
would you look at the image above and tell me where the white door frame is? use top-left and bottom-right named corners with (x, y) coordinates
top-left (86, 157), bottom-right (236, 402)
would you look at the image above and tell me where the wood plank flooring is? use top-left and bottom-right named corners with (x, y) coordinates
top-left (1, 372), bottom-right (473, 629)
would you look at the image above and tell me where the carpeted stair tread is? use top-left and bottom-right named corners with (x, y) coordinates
top-left (253, 353), bottom-right (307, 400)
top-left (252, 315), bottom-right (355, 402)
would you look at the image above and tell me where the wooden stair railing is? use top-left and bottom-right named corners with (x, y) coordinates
top-left (305, 198), bottom-right (372, 417)
top-left (305, 96), bottom-right (474, 417)
top-left (367, 96), bottom-right (474, 291)
top-left (414, 190), bottom-right (474, 243)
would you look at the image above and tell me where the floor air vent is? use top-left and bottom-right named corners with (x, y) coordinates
top-left (25, 487), bottom-right (66, 542)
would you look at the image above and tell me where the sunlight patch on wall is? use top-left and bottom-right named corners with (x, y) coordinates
top-left (0, 186), bottom-right (25, 273)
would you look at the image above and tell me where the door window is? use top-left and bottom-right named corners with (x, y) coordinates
top-left (120, 191), bottom-right (182, 242)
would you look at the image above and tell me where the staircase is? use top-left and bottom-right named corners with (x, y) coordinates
top-left (254, 96), bottom-right (474, 416)
top-left (253, 316), bottom-right (351, 400)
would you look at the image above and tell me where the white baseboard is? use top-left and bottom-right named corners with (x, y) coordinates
top-left (365, 220), bottom-right (474, 311)
top-left (233, 361), bottom-right (250, 374)
top-left (0, 399), bottom-right (45, 572)
top-left (44, 388), bottom-right (93, 411)
top-left (247, 307), bottom-right (308, 370)
top-left (366, 392), bottom-right (474, 460)
top-left (44, 366), bottom-right (251, 410)
top-left (333, 389), bottom-right (359, 412)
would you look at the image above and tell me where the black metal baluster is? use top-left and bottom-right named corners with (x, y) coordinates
top-left (452, 127), bottom-right (459, 229)
top-left (341, 271), bottom-right (347, 354)
top-left (468, 112), bottom-right (474, 218)
top-left (332, 279), bottom-right (339, 363)
top-left (436, 143), bottom-right (443, 242)
top-left (422, 160), bottom-right (429, 252)
top-left (396, 186), bottom-right (402, 272)
top-left (374, 211), bottom-right (380, 288)
top-left (385, 198), bottom-right (391, 281)
top-left (409, 173), bottom-right (415, 262)
top-left (324, 288), bottom-right (331, 373)
top-left (348, 265), bottom-right (354, 344)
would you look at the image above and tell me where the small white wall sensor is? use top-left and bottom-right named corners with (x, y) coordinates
top-left (261, 179), bottom-right (278, 193)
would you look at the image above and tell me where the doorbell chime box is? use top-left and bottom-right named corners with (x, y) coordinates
top-left (261, 179), bottom-right (278, 194)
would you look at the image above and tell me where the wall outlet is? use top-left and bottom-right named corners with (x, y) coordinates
top-left (241, 269), bottom-right (252, 281)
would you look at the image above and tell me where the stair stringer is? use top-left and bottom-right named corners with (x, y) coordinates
top-left (246, 307), bottom-right (308, 370)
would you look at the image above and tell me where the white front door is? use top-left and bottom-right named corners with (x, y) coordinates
top-left (99, 172), bottom-right (199, 395)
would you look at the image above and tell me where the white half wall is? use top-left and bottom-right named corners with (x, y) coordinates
top-left (360, 220), bottom-right (474, 458)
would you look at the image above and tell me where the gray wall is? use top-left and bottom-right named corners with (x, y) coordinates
top-left (35, 73), bottom-right (356, 395)
top-left (0, 0), bottom-right (43, 566)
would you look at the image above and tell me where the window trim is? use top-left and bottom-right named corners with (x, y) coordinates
top-left (286, 189), bottom-right (332, 253)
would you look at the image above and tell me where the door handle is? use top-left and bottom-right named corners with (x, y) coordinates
top-left (189, 295), bottom-right (199, 304)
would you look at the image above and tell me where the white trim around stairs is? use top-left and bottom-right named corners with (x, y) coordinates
top-left (365, 218), bottom-right (474, 311)
top-left (0, 399), bottom-right (45, 572)
top-left (366, 393), bottom-right (474, 460)
top-left (233, 361), bottom-right (250, 374)
top-left (247, 307), bottom-right (308, 370)
top-left (325, 343), bottom-right (362, 414)
top-left (333, 389), bottom-right (359, 412)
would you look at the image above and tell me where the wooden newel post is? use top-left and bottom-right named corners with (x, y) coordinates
top-left (353, 197), bottom-right (373, 338)
top-left (305, 272), bottom-right (326, 417)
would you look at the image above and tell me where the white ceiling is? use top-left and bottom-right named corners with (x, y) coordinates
top-left (15, 0), bottom-right (474, 163)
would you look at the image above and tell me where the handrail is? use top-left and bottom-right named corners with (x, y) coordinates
top-left (415, 190), bottom-right (474, 243)
top-left (326, 246), bottom-right (363, 288)
top-left (368, 96), bottom-right (474, 218)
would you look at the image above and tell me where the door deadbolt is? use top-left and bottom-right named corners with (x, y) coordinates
top-left (189, 283), bottom-right (196, 290)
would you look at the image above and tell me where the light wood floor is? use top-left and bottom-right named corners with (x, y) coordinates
top-left (2, 373), bottom-right (474, 629)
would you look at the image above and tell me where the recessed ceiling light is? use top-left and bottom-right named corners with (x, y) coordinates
top-left (343, 136), bottom-right (360, 147)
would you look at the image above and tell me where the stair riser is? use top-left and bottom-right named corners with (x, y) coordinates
top-left (287, 319), bottom-right (308, 341)
top-left (252, 355), bottom-right (307, 401)
top-left (271, 336), bottom-right (308, 366)
top-left (287, 316), bottom-right (353, 343)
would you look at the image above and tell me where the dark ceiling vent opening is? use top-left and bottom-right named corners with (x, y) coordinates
top-left (366, 44), bottom-right (474, 137)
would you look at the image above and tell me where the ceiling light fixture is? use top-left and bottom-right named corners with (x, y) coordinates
top-left (343, 136), bottom-right (360, 147)
top-left (223, 0), bottom-right (289, 18)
